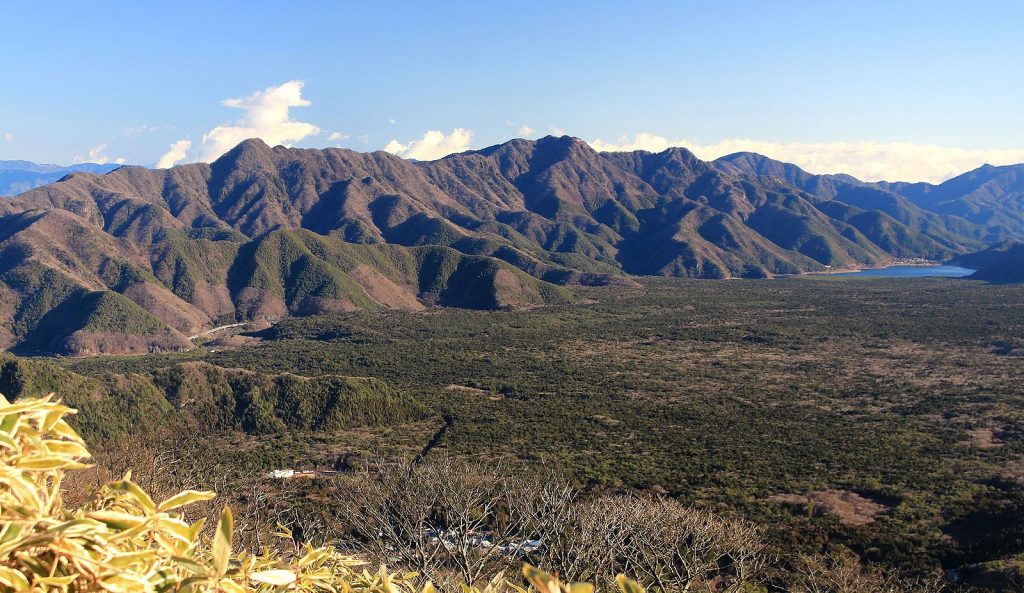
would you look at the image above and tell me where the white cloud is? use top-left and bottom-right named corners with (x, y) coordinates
top-left (588, 133), bottom-right (1024, 183)
top-left (156, 139), bottom-right (192, 168)
top-left (550, 127), bottom-right (566, 136)
top-left (123, 124), bottom-right (160, 139)
top-left (73, 144), bottom-right (125, 165)
top-left (383, 128), bottom-right (473, 161)
top-left (327, 131), bottom-right (348, 142)
top-left (388, 118), bottom-right (397, 125)
top-left (3, 132), bottom-right (12, 142)
top-left (517, 124), bottom-right (536, 138)
top-left (161, 81), bottom-right (321, 165)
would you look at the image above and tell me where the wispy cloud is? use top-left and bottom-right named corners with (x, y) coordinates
top-left (156, 139), bottom-right (192, 168)
top-left (73, 144), bottom-right (125, 165)
top-left (517, 124), bottom-right (536, 138)
top-left (123, 124), bottom-right (161, 139)
top-left (327, 131), bottom-right (348, 142)
top-left (588, 133), bottom-right (1024, 183)
top-left (383, 128), bottom-right (473, 161)
top-left (2, 133), bottom-right (12, 142)
top-left (158, 80), bottom-right (320, 166)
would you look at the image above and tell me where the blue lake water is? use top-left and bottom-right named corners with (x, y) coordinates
top-left (829, 265), bottom-right (975, 278)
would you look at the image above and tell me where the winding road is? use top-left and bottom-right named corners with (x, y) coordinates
top-left (188, 323), bottom-right (247, 341)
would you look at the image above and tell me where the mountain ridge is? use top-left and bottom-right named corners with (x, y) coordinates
top-left (0, 137), bottom-right (1020, 355)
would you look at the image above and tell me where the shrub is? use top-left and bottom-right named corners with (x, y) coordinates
top-left (0, 393), bottom-right (625, 593)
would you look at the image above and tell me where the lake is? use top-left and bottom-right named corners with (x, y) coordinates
top-left (829, 265), bottom-right (976, 278)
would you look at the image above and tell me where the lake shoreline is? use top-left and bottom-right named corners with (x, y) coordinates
top-left (805, 263), bottom-right (976, 278)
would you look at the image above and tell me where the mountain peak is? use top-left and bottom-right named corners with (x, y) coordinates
top-left (233, 137), bottom-right (274, 154)
top-left (212, 138), bottom-right (277, 171)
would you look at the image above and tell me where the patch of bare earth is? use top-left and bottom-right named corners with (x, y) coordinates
top-left (62, 330), bottom-right (193, 356)
top-left (206, 334), bottom-right (263, 350)
top-left (445, 384), bottom-right (488, 395)
top-left (967, 427), bottom-right (1005, 449)
top-left (349, 265), bottom-right (425, 311)
top-left (770, 489), bottom-right (890, 526)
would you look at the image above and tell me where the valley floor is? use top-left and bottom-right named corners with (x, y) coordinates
top-left (50, 276), bottom-right (1024, 579)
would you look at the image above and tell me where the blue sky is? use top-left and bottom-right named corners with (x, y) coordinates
top-left (1, 0), bottom-right (1022, 182)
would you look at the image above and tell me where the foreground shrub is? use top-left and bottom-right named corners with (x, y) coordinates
top-left (335, 458), bottom-right (771, 591)
top-left (0, 394), bottom-right (648, 593)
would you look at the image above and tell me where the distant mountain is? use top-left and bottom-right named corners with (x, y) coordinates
top-left (879, 164), bottom-right (1024, 239)
top-left (0, 160), bottom-right (120, 196)
top-left (953, 241), bottom-right (1024, 284)
top-left (0, 137), bottom-right (1014, 355)
top-left (713, 152), bottom-right (993, 250)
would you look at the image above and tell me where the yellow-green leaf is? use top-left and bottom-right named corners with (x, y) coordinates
top-left (157, 489), bottom-right (216, 512)
top-left (109, 479), bottom-right (157, 514)
top-left (213, 505), bottom-right (233, 577)
top-left (251, 569), bottom-right (297, 586)
top-left (0, 567), bottom-right (29, 590)
top-left (615, 575), bottom-right (646, 593)
top-left (87, 510), bottom-right (147, 531)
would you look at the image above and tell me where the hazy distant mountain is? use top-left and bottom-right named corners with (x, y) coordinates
top-left (0, 137), bottom-right (1015, 354)
top-left (0, 160), bottom-right (120, 196)
top-left (713, 152), bottom-right (994, 248)
top-left (879, 164), bottom-right (1024, 239)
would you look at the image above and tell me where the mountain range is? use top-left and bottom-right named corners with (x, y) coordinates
top-left (0, 136), bottom-right (1021, 355)
top-left (0, 160), bottom-right (121, 197)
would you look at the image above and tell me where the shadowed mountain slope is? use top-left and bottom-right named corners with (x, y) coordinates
top-left (954, 241), bottom-right (1024, 284)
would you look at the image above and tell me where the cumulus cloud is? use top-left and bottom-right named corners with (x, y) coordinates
top-left (517, 124), bottom-right (537, 138)
top-left (588, 133), bottom-right (1024, 183)
top-left (73, 144), bottom-right (125, 165)
top-left (327, 131), bottom-right (348, 142)
top-left (383, 128), bottom-right (473, 161)
top-left (156, 139), bottom-right (192, 168)
top-left (3, 133), bottom-right (12, 141)
top-left (159, 80), bottom-right (321, 166)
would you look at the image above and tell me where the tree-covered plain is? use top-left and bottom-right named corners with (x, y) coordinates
top-left (11, 276), bottom-right (1024, 583)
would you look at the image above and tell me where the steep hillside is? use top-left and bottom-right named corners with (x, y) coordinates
top-left (227, 229), bottom-right (571, 317)
top-left (0, 137), bottom-right (1011, 354)
top-left (953, 242), bottom-right (1024, 284)
top-left (0, 355), bottom-right (423, 441)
